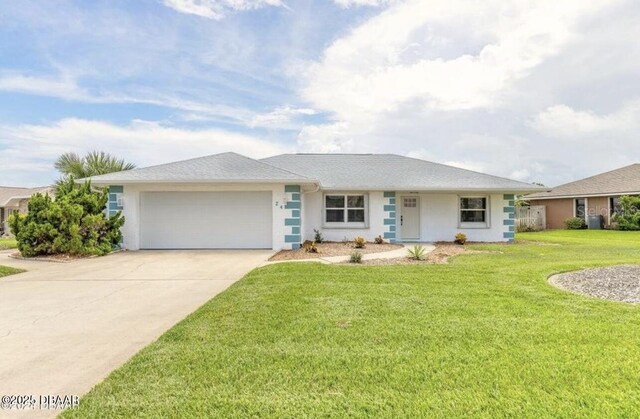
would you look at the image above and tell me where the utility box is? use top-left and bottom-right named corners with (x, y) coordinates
top-left (588, 215), bottom-right (604, 230)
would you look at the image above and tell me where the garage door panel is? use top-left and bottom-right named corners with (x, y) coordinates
top-left (140, 191), bottom-right (272, 249)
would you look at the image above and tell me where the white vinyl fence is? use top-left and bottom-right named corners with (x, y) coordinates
top-left (516, 205), bottom-right (546, 231)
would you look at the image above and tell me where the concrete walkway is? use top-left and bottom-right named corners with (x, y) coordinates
top-left (0, 249), bottom-right (272, 419)
top-left (264, 243), bottom-right (435, 265)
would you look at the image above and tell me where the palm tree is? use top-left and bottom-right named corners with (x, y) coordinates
top-left (54, 151), bottom-right (136, 188)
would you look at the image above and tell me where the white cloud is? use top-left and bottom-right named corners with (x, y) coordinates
top-left (0, 74), bottom-right (89, 101)
top-left (0, 118), bottom-right (290, 186)
top-left (249, 106), bottom-right (316, 129)
top-left (333, 0), bottom-right (392, 7)
top-left (530, 102), bottom-right (640, 138)
top-left (162, 0), bottom-right (286, 20)
top-left (302, 0), bottom-right (613, 120)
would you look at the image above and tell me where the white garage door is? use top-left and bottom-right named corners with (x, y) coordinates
top-left (140, 191), bottom-right (272, 249)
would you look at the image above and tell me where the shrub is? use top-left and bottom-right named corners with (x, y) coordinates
top-left (349, 251), bottom-right (362, 263)
top-left (374, 235), bottom-right (384, 244)
top-left (407, 245), bottom-right (426, 260)
top-left (313, 228), bottom-right (324, 243)
top-left (564, 217), bottom-right (587, 230)
top-left (303, 240), bottom-right (318, 253)
top-left (9, 178), bottom-right (124, 257)
top-left (454, 233), bottom-right (467, 245)
top-left (353, 236), bottom-right (366, 248)
top-left (613, 195), bottom-right (640, 230)
top-left (516, 224), bottom-right (538, 233)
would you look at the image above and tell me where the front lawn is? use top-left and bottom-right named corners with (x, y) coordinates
top-left (0, 265), bottom-right (23, 278)
top-left (65, 230), bottom-right (640, 417)
top-left (0, 237), bottom-right (17, 250)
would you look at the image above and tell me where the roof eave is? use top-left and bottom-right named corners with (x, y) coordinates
top-left (525, 191), bottom-right (640, 200)
top-left (80, 178), bottom-right (320, 185)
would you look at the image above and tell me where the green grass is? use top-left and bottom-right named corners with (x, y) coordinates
top-left (65, 230), bottom-right (640, 418)
top-left (0, 264), bottom-right (23, 278)
top-left (0, 237), bottom-right (17, 250)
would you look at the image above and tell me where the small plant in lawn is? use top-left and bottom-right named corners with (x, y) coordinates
top-left (353, 236), bottom-right (366, 248)
top-left (565, 217), bottom-right (587, 230)
top-left (454, 232), bottom-right (467, 245)
top-left (313, 228), bottom-right (324, 243)
top-left (349, 251), bottom-right (363, 263)
top-left (303, 240), bottom-right (318, 253)
top-left (407, 245), bottom-right (426, 260)
top-left (374, 235), bottom-right (384, 244)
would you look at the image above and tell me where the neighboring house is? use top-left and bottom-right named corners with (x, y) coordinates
top-left (84, 152), bottom-right (544, 250)
top-left (525, 164), bottom-right (640, 229)
top-left (0, 186), bottom-right (54, 236)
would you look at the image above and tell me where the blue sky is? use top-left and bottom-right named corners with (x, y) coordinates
top-left (1, 0), bottom-right (639, 186)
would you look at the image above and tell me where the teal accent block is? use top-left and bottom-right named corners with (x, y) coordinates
top-left (291, 209), bottom-right (300, 218)
top-left (503, 232), bottom-right (515, 239)
top-left (285, 235), bottom-right (301, 243)
top-left (292, 243), bottom-right (301, 250)
top-left (509, 225), bottom-right (515, 232)
top-left (285, 218), bottom-right (300, 226)
top-left (503, 206), bottom-right (515, 213)
top-left (291, 226), bottom-right (300, 234)
top-left (509, 213), bottom-right (516, 219)
top-left (291, 193), bottom-right (300, 201)
top-left (503, 194), bottom-right (515, 200)
top-left (389, 198), bottom-right (396, 205)
top-left (109, 210), bottom-right (119, 217)
top-left (109, 202), bottom-right (122, 210)
top-left (285, 185), bottom-right (300, 193)
top-left (503, 219), bottom-right (515, 226)
top-left (383, 191), bottom-right (396, 198)
top-left (389, 212), bottom-right (396, 219)
top-left (285, 201), bottom-right (300, 209)
top-left (383, 232), bottom-right (396, 239)
top-left (383, 205), bottom-right (396, 211)
top-left (389, 239), bottom-right (396, 243)
top-left (109, 185), bottom-right (123, 193)
top-left (508, 200), bottom-right (515, 207)
top-left (383, 218), bottom-right (395, 225)
top-left (109, 193), bottom-right (118, 201)
top-left (389, 225), bottom-right (396, 232)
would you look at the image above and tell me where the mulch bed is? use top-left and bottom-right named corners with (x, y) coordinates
top-left (269, 242), bottom-right (403, 261)
top-left (352, 243), bottom-right (483, 265)
top-left (549, 265), bottom-right (640, 304)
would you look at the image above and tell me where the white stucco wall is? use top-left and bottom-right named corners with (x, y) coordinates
top-left (303, 191), bottom-right (513, 243)
top-left (301, 191), bottom-right (388, 242)
top-left (119, 183), bottom-right (291, 250)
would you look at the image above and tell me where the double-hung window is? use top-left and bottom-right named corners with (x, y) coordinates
top-left (324, 194), bottom-right (367, 227)
top-left (459, 196), bottom-right (489, 228)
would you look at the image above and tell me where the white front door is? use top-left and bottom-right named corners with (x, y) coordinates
top-left (400, 196), bottom-right (420, 240)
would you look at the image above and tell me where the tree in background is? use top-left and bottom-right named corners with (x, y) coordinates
top-left (54, 151), bottom-right (136, 187)
top-left (613, 195), bottom-right (640, 230)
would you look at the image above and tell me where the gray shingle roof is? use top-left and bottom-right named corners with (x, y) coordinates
top-left (0, 186), bottom-right (52, 207)
top-left (526, 164), bottom-right (640, 199)
top-left (85, 152), bottom-right (313, 184)
top-left (262, 154), bottom-right (544, 192)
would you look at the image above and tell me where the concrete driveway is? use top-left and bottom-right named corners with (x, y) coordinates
top-left (0, 249), bottom-right (272, 418)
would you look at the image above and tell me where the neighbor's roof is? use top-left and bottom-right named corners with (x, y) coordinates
top-left (0, 186), bottom-right (52, 207)
top-left (84, 152), bottom-right (314, 184)
top-left (262, 154), bottom-right (544, 192)
top-left (526, 164), bottom-right (640, 200)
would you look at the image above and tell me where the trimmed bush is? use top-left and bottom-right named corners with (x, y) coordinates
top-left (454, 232), bottom-right (467, 245)
top-left (564, 217), bottom-right (587, 230)
top-left (8, 179), bottom-right (124, 257)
